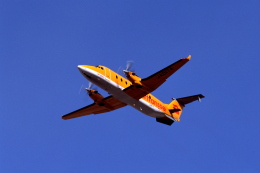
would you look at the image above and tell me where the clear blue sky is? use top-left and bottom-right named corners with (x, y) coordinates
top-left (1, 0), bottom-right (260, 172)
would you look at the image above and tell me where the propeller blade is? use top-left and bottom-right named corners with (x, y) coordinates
top-left (88, 82), bottom-right (93, 90)
top-left (79, 85), bottom-right (87, 95)
top-left (78, 82), bottom-right (99, 101)
top-left (117, 66), bottom-right (122, 73)
top-left (126, 61), bottom-right (134, 71)
top-left (79, 85), bottom-right (89, 102)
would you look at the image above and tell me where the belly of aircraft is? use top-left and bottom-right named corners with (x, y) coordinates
top-left (112, 89), bottom-right (166, 119)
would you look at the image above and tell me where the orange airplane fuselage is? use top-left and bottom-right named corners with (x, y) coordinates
top-left (77, 65), bottom-right (182, 121)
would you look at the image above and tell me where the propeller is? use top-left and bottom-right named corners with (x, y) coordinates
top-left (125, 61), bottom-right (134, 72)
top-left (78, 84), bottom-right (89, 102)
top-left (79, 82), bottom-right (98, 100)
top-left (122, 60), bottom-right (135, 77)
top-left (87, 82), bottom-right (93, 91)
top-left (79, 84), bottom-right (87, 95)
top-left (117, 66), bottom-right (124, 76)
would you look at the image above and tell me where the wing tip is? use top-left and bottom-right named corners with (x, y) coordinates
top-left (61, 116), bottom-right (68, 120)
top-left (187, 55), bottom-right (192, 60)
top-left (199, 94), bottom-right (205, 98)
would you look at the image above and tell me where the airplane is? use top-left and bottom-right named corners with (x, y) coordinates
top-left (62, 55), bottom-right (204, 126)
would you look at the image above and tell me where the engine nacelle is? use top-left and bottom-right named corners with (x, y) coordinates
top-left (123, 71), bottom-right (151, 92)
top-left (123, 71), bottom-right (142, 86)
top-left (87, 89), bottom-right (105, 106)
top-left (87, 89), bottom-right (114, 109)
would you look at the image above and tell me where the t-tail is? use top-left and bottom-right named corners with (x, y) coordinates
top-left (170, 94), bottom-right (204, 120)
top-left (157, 94), bottom-right (205, 126)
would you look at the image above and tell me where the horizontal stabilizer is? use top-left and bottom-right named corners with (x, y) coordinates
top-left (169, 108), bottom-right (181, 114)
top-left (156, 118), bottom-right (174, 126)
top-left (176, 94), bottom-right (205, 106)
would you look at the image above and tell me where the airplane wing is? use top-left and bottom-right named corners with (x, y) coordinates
top-left (123, 85), bottom-right (148, 100)
top-left (141, 55), bottom-right (191, 92)
top-left (123, 56), bottom-right (191, 100)
top-left (62, 96), bottom-right (127, 120)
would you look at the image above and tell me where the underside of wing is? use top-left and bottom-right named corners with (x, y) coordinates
top-left (62, 96), bottom-right (127, 120)
top-left (122, 56), bottom-right (191, 101)
top-left (122, 85), bottom-right (148, 100)
top-left (102, 95), bottom-right (128, 109)
top-left (141, 56), bottom-right (191, 92)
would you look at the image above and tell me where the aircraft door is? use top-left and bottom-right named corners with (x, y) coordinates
top-left (103, 68), bottom-right (113, 91)
top-left (104, 68), bottom-right (111, 79)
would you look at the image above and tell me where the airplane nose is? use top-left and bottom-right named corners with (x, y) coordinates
top-left (77, 65), bottom-right (85, 71)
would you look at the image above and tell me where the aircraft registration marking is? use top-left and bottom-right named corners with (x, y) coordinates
top-left (157, 67), bottom-right (173, 79)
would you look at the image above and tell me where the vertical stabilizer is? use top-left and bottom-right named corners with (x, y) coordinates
top-left (167, 99), bottom-right (184, 121)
